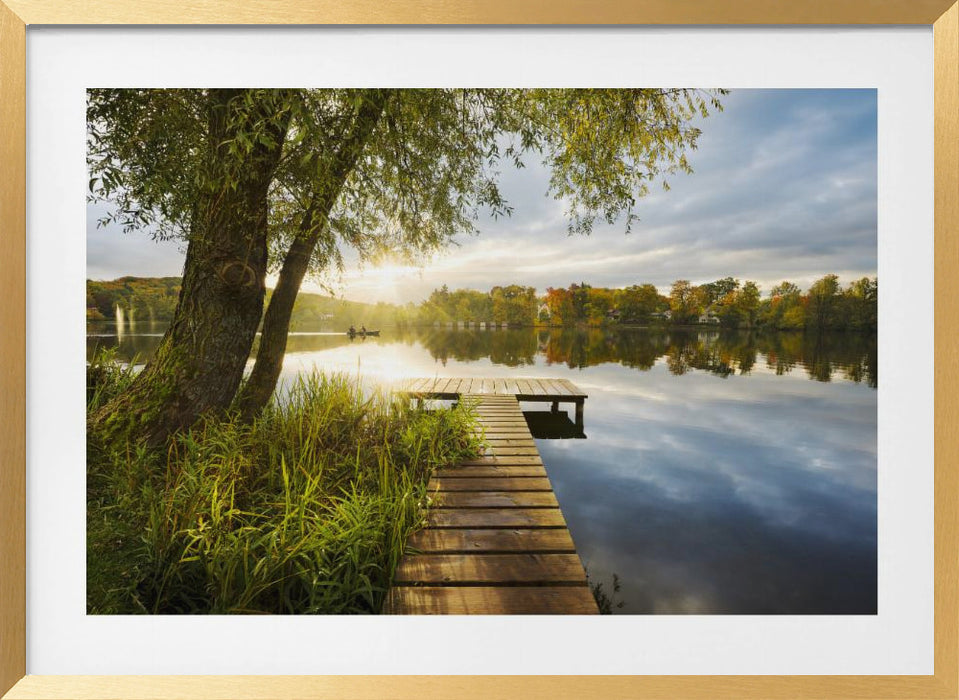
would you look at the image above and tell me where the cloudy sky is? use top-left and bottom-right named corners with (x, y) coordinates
top-left (87, 88), bottom-right (877, 304)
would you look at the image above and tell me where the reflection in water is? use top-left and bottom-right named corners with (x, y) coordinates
top-left (88, 323), bottom-right (877, 614)
top-left (88, 324), bottom-right (877, 388)
top-left (523, 410), bottom-right (586, 439)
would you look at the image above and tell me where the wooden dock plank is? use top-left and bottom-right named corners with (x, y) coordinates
top-left (560, 377), bottom-right (588, 397)
top-left (407, 528), bottom-right (577, 553)
top-left (434, 466), bottom-right (547, 478)
top-left (430, 477), bottom-right (552, 491)
top-left (384, 586), bottom-right (597, 615)
top-left (460, 456), bottom-right (544, 466)
top-left (393, 554), bottom-right (587, 585)
top-left (428, 508), bottom-right (568, 528)
top-left (432, 491), bottom-right (559, 508)
top-left (482, 446), bottom-right (540, 456)
top-left (399, 377), bottom-right (586, 401)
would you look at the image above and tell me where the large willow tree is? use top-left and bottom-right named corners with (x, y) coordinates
top-left (88, 87), bottom-right (725, 445)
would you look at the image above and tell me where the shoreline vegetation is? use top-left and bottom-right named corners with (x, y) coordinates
top-left (87, 352), bottom-right (482, 614)
top-left (88, 273), bottom-right (877, 334)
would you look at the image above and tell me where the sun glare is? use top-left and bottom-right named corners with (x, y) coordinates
top-left (357, 263), bottom-right (418, 303)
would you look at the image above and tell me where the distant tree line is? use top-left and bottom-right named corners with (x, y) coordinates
top-left (415, 284), bottom-right (540, 326)
top-left (88, 277), bottom-right (403, 330)
top-left (87, 276), bottom-right (181, 322)
top-left (418, 274), bottom-right (876, 332)
top-left (90, 273), bottom-right (877, 334)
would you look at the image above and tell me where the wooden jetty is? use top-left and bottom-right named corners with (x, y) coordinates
top-left (400, 376), bottom-right (588, 427)
top-left (384, 379), bottom-right (597, 614)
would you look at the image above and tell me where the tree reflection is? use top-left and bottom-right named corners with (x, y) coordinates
top-left (415, 327), bottom-right (877, 387)
top-left (89, 323), bottom-right (878, 388)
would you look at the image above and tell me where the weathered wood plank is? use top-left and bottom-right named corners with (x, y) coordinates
top-left (430, 477), bottom-right (552, 491)
top-left (399, 377), bottom-right (587, 398)
top-left (393, 553), bottom-right (588, 585)
top-left (484, 444), bottom-right (538, 453)
top-left (483, 446), bottom-right (540, 456)
top-left (560, 377), bottom-right (588, 397)
top-left (434, 465), bottom-right (548, 478)
top-left (384, 586), bottom-right (598, 615)
top-left (432, 491), bottom-right (559, 508)
top-left (460, 456), bottom-right (544, 466)
top-left (407, 528), bottom-right (577, 553)
top-left (428, 508), bottom-right (568, 528)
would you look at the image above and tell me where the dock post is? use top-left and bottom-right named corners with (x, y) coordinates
top-left (551, 401), bottom-right (559, 414)
top-left (575, 400), bottom-right (584, 429)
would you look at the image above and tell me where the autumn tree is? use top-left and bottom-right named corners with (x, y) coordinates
top-left (669, 280), bottom-right (700, 324)
top-left (761, 281), bottom-right (804, 329)
top-left (843, 277), bottom-right (878, 331)
top-left (617, 283), bottom-right (661, 322)
top-left (807, 274), bottom-right (842, 332)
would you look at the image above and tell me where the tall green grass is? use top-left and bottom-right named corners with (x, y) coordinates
top-left (87, 358), bottom-right (482, 614)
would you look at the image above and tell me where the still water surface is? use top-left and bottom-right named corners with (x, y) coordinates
top-left (88, 324), bottom-right (877, 614)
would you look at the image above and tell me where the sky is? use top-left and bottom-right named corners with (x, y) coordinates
top-left (86, 88), bottom-right (877, 304)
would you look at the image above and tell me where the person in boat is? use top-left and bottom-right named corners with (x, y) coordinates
top-left (360, 325), bottom-right (367, 335)
top-left (348, 325), bottom-right (356, 337)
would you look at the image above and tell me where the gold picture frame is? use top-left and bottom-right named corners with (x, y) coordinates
top-left (1, 2), bottom-right (956, 697)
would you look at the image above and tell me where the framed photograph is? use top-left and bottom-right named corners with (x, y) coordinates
top-left (2, 2), bottom-right (957, 698)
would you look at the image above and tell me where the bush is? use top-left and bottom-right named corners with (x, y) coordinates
top-left (87, 367), bottom-right (482, 614)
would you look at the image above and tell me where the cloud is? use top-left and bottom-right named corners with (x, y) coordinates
top-left (88, 89), bottom-right (878, 303)
top-left (86, 201), bottom-right (186, 280)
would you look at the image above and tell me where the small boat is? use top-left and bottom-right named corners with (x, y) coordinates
top-left (346, 329), bottom-right (380, 338)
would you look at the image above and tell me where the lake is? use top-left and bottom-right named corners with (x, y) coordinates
top-left (88, 324), bottom-right (877, 614)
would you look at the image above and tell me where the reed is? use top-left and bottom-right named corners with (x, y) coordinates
top-left (87, 358), bottom-right (482, 614)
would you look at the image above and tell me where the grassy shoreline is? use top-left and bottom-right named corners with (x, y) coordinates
top-left (87, 353), bottom-right (482, 614)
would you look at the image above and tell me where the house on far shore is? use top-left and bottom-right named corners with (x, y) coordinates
top-left (537, 302), bottom-right (551, 321)
top-left (650, 310), bottom-right (672, 321)
top-left (698, 308), bottom-right (721, 325)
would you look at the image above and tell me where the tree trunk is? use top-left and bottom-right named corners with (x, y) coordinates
top-left (236, 90), bottom-right (391, 420)
top-left (91, 89), bottom-right (292, 446)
